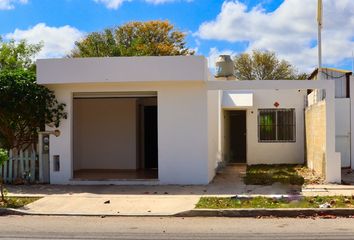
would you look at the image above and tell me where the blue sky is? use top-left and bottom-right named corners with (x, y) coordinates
top-left (1, 0), bottom-right (354, 73)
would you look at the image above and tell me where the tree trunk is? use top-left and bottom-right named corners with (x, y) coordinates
top-left (13, 148), bottom-right (19, 181)
top-left (0, 177), bottom-right (5, 202)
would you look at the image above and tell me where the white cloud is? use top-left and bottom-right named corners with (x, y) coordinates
top-left (197, 0), bottom-right (354, 72)
top-left (5, 23), bottom-right (84, 59)
top-left (94, 0), bottom-right (130, 9)
top-left (0, 0), bottom-right (27, 10)
top-left (145, 0), bottom-right (192, 4)
top-left (94, 0), bottom-right (191, 9)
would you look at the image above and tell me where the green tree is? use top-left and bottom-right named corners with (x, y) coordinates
top-left (0, 37), bottom-right (42, 72)
top-left (70, 21), bottom-right (194, 57)
top-left (0, 69), bottom-right (67, 151)
top-left (233, 50), bottom-right (307, 80)
top-left (0, 148), bottom-right (8, 202)
top-left (0, 39), bottom-right (66, 183)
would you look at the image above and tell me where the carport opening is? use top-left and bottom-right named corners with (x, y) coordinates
top-left (72, 92), bottom-right (158, 180)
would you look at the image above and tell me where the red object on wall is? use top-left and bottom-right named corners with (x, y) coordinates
top-left (274, 102), bottom-right (280, 108)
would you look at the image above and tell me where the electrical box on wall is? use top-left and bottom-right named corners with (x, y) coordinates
top-left (39, 133), bottom-right (50, 183)
top-left (53, 155), bottom-right (60, 172)
top-left (42, 134), bottom-right (50, 154)
top-left (38, 130), bottom-right (61, 183)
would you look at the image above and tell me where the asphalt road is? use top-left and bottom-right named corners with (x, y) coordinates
top-left (1, 216), bottom-right (354, 240)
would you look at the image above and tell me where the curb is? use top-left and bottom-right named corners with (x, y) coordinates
top-left (0, 208), bottom-right (179, 217)
top-left (303, 185), bottom-right (354, 191)
top-left (2, 208), bottom-right (354, 218)
top-left (0, 208), bottom-right (26, 216)
top-left (303, 188), bottom-right (354, 191)
top-left (175, 208), bottom-right (354, 218)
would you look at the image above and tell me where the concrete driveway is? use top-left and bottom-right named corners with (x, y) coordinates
top-left (8, 166), bottom-right (300, 197)
top-left (7, 166), bottom-right (301, 216)
top-left (21, 195), bottom-right (199, 216)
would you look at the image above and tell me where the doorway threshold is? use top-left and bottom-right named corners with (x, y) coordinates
top-left (69, 179), bottom-right (160, 186)
top-left (228, 163), bottom-right (247, 166)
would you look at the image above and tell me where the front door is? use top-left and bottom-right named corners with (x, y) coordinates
top-left (229, 111), bottom-right (247, 163)
top-left (144, 106), bottom-right (158, 169)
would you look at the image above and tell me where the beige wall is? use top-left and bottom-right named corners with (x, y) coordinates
top-left (73, 98), bottom-right (137, 170)
top-left (305, 101), bottom-right (326, 177)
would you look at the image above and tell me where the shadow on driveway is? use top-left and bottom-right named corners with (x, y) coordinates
top-left (7, 166), bottom-right (300, 197)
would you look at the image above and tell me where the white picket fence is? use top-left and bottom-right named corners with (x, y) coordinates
top-left (0, 149), bottom-right (38, 183)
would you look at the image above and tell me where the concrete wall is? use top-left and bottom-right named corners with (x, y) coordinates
top-left (305, 101), bottom-right (326, 177)
top-left (209, 80), bottom-right (340, 183)
top-left (314, 69), bottom-right (349, 98)
top-left (335, 99), bottom-right (351, 168)
top-left (73, 98), bottom-right (137, 170)
top-left (207, 90), bottom-right (221, 181)
top-left (46, 82), bottom-right (210, 185)
top-left (37, 56), bottom-right (208, 84)
top-left (350, 75), bottom-right (354, 170)
top-left (221, 89), bottom-right (306, 165)
top-left (37, 54), bottom-right (344, 185)
top-left (248, 90), bottom-right (306, 165)
top-left (157, 83), bottom-right (209, 184)
top-left (307, 90), bottom-right (324, 106)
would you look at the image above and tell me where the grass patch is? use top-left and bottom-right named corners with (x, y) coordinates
top-left (0, 197), bottom-right (40, 209)
top-left (243, 164), bottom-right (305, 185)
top-left (196, 196), bottom-right (354, 209)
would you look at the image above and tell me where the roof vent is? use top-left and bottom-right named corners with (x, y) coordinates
top-left (215, 55), bottom-right (235, 80)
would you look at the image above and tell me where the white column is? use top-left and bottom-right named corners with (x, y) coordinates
top-left (350, 76), bottom-right (354, 170)
top-left (38, 133), bottom-right (44, 183)
top-left (325, 81), bottom-right (341, 183)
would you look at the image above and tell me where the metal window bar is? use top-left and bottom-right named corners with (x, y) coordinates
top-left (258, 109), bottom-right (296, 143)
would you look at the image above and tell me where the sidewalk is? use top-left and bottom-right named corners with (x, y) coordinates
top-left (6, 166), bottom-right (300, 216)
top-left (302, 184), bottom-right (354, 196)
top-left (20, 195), bottom-right (200, 216)
top-left (5, 166), bottom-right (354, 217)
top-left (294, 168), bottom-right (354, 196)
top-left (7, 166), bottom-right (300, 197)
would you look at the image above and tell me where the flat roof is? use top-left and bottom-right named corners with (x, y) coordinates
top-left (37, 56), bottom-right (208, 84)
top-left (308, 67), bottom-right (352, 80)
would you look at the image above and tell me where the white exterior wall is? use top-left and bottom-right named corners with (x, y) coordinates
top-left (316, 70), bottom-right (349, 98)
top-left (207, 90), bottom-right (221, 181)
top-left (157, 83), bottom-right (209, 184)
top-left (247, 90), bottom-right (306, 165)
top-left (335, 99), bottom-right (351, 168)
top-left (37, 56), bottom-right (208, 84)
top-left (208, 80), bottom-right (341, 183)
top-left (221, 89), bottom-right (306, 165)
top-left (37, 57), bottom-right (342, 184)
top-left (351, 76), bottom-right (354, 170)
top-left (46, 82), bottom-right (210, 185)
top-left (47, 86), bottom-right (73, 183)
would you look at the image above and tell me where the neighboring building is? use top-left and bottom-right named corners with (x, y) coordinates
top-left (36, 56), bottom-right (342, 185)
top-left (308, 68), bottom-right (353, 168)
top-left (308, 68), bottom-right (352, 98)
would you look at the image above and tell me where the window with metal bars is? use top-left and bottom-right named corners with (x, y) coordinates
top-left (258, 109), bottom-right (296, 142)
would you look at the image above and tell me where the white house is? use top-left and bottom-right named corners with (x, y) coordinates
top-left (36, 56), bottom-right (343, 185)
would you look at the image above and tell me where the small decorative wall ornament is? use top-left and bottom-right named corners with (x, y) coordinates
top-left (274, 102), bottom-right (280, 108)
